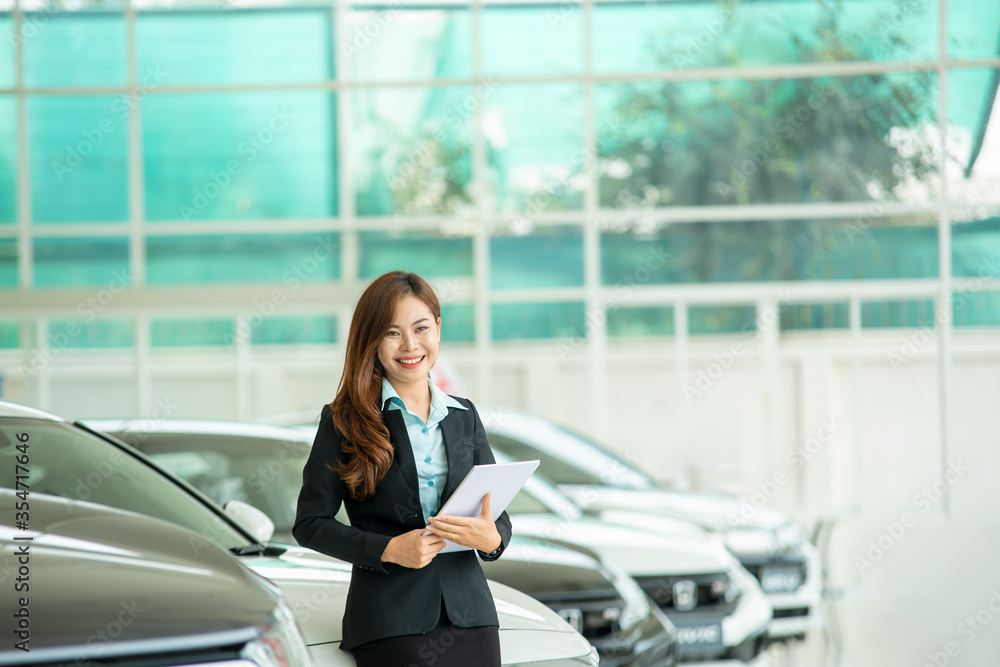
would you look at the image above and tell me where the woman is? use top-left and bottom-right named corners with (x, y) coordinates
top-left (293, 271), bottom-right (511, 667)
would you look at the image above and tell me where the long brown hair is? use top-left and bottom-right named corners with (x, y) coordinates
top-left (328, 271), bottom-right (442, 501)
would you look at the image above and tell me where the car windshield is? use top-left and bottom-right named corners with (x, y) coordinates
top-left (0, 417), bottom-right (249, 549)
top-left (110, 431), bottom-right (309, 540)
top-left (488, 421), bottom-right (657, 490)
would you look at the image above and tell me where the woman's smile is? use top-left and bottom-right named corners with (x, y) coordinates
top-left (396, 355), bottom-right (425, 369)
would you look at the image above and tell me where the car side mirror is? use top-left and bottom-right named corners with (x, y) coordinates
top-left (224, 500), bottom-right (275, 544)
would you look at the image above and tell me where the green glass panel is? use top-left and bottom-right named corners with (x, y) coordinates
top-left (780, 302), bottom-right (849, 331)
top-left (23, 12), bottom-right (126, 87)
top-left (29, 96), bottom-right (128, 223)
top-left (146, 233), bottom-right (340, 285)
top-left (861, 299), bottom-right (935, 328)
top-left (490, 225), bottom-right (584, 289)
top-left (151, 318), bottom-right (233, 347)
top-left (491, 302), bottom-right (585, 340)
top-left (949, 0), bottom-right (1000, 60)
top-left (601, 217), bottom-right (938, 284)
top-left (358, 231), bottom-right (472, 278)
top-left (48, 318), bottom-right (133, 348)
top-left (440, 303), bottom-right (473, 343)
top-left (947, 68), bottom-right (999, 205)
top-left (33, 237), bottom-right (130, 288)
top-left (137, 10), bottom-right (332, 85)
top-left (354, 86), bottom-right (474, 216)
top-left (596, 71), bottom-right (937, 207)
top-left (0, 16), bottom-right (13, 89)
top-left (954, 291), bottom-right (1000, 327)
top-left (689, 305), bottom-right (756, 335)
top-left (0, 321), bottom-right (17, 348)
top-left (345, 7), bottom-right (472, 81)
top-left (481, 5), bottom-right (583, 77)
top-left (607, 306), bottom-right (674, 338)
top-left (144, 91), bottom-right (336, 221)
top-left (953, 215), bottom-right (1000, 278)
top-left (592, 0), bottom-right (938, 73)
top-left (251, 315), bottom-right (337, 345)
top-left (484, 82), bottom-right (585, 215)
top-left (0, 238), bottom-right (14, 288)
top-left (0, 96), bottom-right (13, 224)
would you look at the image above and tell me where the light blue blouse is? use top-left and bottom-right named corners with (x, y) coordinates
top-left (381, 376), bottom-right (468, 523)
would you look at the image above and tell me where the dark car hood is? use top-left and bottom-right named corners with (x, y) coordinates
top-left (0, 490), bottom-right (278, 661)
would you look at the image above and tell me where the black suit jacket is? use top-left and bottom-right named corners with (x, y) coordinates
top-left (292, 396), bottom-right (512, 650)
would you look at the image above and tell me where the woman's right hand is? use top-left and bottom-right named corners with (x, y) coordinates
top-left (380, 529), bottom-right (447, 569)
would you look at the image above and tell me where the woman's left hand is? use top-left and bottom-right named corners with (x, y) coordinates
top-left (426, 493), bottom-right (502, 553)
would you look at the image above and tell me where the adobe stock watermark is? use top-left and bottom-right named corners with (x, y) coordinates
top-left (682, 287), bottom-right (795, 403)
top-left (728, 416), bottom-right (843, 526)
top-left (179, 107), bottom-right (296, 221)
top-left (225, 235), bottom-right (339, 347)
top-left (554, 245), bottom-right (670, 361)
top-left (920, 587), bottom-right (1000, 667)
top-left (668, 6), bottom-right (736, 67)
top-left (887, 252), bottom-right (1000, 371)
top-left (71, 601), bottom-right (146, 667)
top-left (713, 84), bottom-right (833, 201)
top-left (340, 1), bottom-right (402, 59)
top-left (20, 267), bottom-right (132, 381)
top-left (853, 459), bottom-right (969, 576)
top-left (52, 67), bottom-right (168, 183)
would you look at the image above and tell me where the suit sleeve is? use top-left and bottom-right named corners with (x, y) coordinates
top-left (467, 400), bottom-right (512, 562)
top-left (292, 404), bottom-right (395, 573)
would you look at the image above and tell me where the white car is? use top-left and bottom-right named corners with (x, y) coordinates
top-left (480, 407), bottom-right (823, 641)
top-left (87, 416), bottom-right (773, 663)
top-left (0, 401), bottom-right (599, 667)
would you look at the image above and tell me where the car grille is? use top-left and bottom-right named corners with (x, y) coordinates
top-left (739, 551), bottom-right (808, 594)
top-left (535, 590), bottom-right (626, 639)
top-left (632, 572), bottom-right (734, 613)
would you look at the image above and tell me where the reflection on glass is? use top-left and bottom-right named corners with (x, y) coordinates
top-left (483, 82), bottom-right (585, 215)
top-left (0, 17), bottom-right (13, 88)
top-left (780, 302), bottom-right (849, 331)
top-left (689, 304), bottom-right (756, 335)
top-left (137, 9), bottom-right (332, 85)
top-left (354, 87), bottom-right (474, 216)
top-left (948, 1), bottom-right (1000, 60)
top-left (251, 316), bottom-right (337, 345)
top-left (146, 234), bottom-right (340, 284)
top-left (602, 217), bottom-right (939, 284)
top-left (0, 95), bottom-right (14, 224)
top-left (344, 7), bottom-right (472, 81)
top-left (0, 321), bottom-right (16, 348)
top-left (607, 306), bottom-right (674, 338)
top-left (954, 292), bottom-right (1000, 327)
top-left (947, 68), bottom-right (1000, 205)
top-left (151, 318), bottom-right (233, 346)
top-left (23, 13), bottom-right (126, 87)
top-left (490, 224), bottom-right (583, 289)
top-left (440, 303), bottom-right (473, 343)
top-left (358, 230), bottom-right (472, 277)
top-left (491, 301), bottom-right (585, 340)
top-left (593, 0), bottom-right (938, 72)
top-left (481, 4), bottom-right (583, 77)
top-left (953, 212), bottom-right (1000, 279)
top-left (597, 72), bottom-right (938, 208)
top-left (33, 237), bottom-right (129, 288)
top-left (29, 96), bottom-right (128, 223)
top-left (143, 91), bottom-right (336, 221)
top-left (47, 319), bottom-right (133, 348)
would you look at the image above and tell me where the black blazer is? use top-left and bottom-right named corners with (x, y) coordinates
top-left (292, 396), bottom-right (512, 651)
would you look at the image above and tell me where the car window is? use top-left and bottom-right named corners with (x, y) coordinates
top-left (0, 418), bottom-right (249, 548)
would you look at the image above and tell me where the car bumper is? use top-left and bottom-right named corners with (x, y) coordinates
top-left (735, 542), bottom-right (823, 640)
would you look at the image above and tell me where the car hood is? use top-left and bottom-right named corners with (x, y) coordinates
top-left (561, 485), bottom-right (788, 531)
top-left (249, 544), bottom-right (588, 646)
top-left (0, 491), bottom-right (277, 655)
top-left (510, 513), bottom-right (737, 576)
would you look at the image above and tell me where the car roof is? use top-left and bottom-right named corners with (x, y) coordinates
top-left (0, 400), bottom-right (66, 421)
top-left (83, 418), bottom-right (316, 444)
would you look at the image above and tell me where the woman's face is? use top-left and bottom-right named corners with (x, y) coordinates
top-left (376, 294), bottom-right (441, 392)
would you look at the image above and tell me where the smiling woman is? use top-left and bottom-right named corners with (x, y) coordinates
top-left (292, 270), bottom-right (510, 667)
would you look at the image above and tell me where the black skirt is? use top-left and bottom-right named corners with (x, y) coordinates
top-left (348, 595), bottom-right (501, 667)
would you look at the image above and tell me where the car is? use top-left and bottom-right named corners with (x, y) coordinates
top-left (0, 401), bottom-right (599, 667)
top-left (0, 489), bottom-right (311, 667)
top-left (479, 406), bottom-right (824, 641)
top-left (87, 416), bottom-right (772, 663)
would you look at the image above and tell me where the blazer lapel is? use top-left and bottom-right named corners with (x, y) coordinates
top-left (383, 408), bottom-right (419, 496)
top-left (439, 406), bottom-right (471, 506)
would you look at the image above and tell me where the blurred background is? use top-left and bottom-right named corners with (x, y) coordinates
top-left (1, 0), bottom-right (998, 664)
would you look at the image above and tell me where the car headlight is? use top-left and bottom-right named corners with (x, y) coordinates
top-left (775, 522), bottom-right (802, 551)
top-left (240, 602), bottom-right (313, 667)
top-left (722, 528), bottom-right (776, 555)
top-left (600, 558), bottom-right (650, 631)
